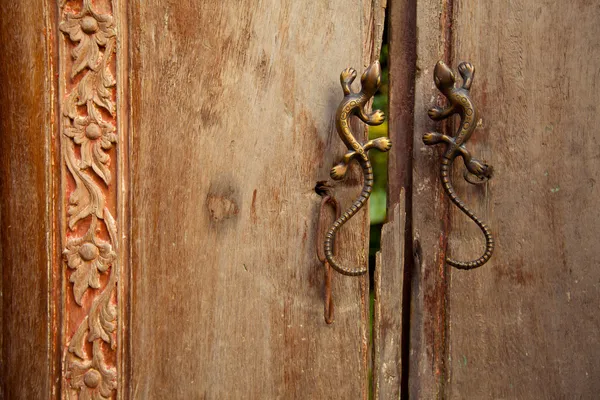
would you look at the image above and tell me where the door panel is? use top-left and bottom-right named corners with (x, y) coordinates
top-left (0, 2), bottom-right (57, 399)
top-left (408, 0), bottom-right (600, 398)
top-left (129, 1), bottom-right (381, 398)
top-left (0, 1), bottom-right (384, 398)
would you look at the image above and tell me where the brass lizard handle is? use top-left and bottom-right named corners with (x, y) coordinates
top-left (324, 61), bottom-right (392, 276)
top-left (423, 61), bottom-right (494, 269)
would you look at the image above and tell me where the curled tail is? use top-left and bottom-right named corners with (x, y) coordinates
top-left (324, 159), bottom-right (373, 276)
top-left (441, 156), bottom-right (494, 269)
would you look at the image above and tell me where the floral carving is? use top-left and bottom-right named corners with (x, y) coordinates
top-left (64, 218), bottom-right (116, 305)
top-left (60, 0), bottom-right (119, 398)
top-left (65, 108), bottom-right (117, 185)
top-left (68, 341), bottom-right (117, 400)
top-left (59, 0), bottom-right (116, 78)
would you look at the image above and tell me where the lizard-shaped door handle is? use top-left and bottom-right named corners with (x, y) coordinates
top-left (423, 61), bottom-right (494, 269)
top-left (324, 60), bottom-right (392, 276)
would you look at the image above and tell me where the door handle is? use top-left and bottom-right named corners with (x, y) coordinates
top-left (323, 60), bottom-right (392, 276)
top-left (423, 61), bottom-right (494, 269)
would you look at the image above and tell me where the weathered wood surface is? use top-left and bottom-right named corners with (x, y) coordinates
top-left (372, 0), bottom-right (417, 395)
top-left (447, 0), bottom-right (600, 398)
top-left (409, 0), bottom-right (452, 398)
top-left (373, 196), bottom-right (405, 399)
top-left (411, 0), bottom-right (600, 398)
top-left (0, 1), bottom-right (57, 399)
top-left (129, 1), bottom-right (382, 398)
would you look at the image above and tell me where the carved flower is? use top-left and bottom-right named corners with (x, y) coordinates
top-left (59, 0), bottom-right (116, 78)
top-left (65, 109), bottom-right (117, 185)
top-left (64, 226), bottom-right (116, 306)
top-left (69, 342), bottom-right (116, 400)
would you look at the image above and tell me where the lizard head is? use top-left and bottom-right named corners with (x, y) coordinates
top-left (433, 60), bottom-right (456, 92)
top-left (360, 60), bottom-right (382, 96)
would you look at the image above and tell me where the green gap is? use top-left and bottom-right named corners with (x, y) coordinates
top-left (368, 39), bottom-right (389, 400)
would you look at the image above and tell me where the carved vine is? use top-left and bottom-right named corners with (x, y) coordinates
top-left (60, 0), bottom-right (118, 398)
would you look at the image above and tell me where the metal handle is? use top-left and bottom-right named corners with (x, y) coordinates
top-left (423, 60), bottom-right (494, 269)
top-left (323, 61), bottom-right (392, 276)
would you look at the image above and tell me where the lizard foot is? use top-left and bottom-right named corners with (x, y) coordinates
top-left (368, 109), bottom-right (385, 125)
top-left (464, 159), bottom-right (493, 184)
top-left (366, 137), bottom-right (392, 152)
top-left (458, 62), bottom-right (475, 79)
top-left (423, 132), bottom-right (444, 145)
top-left (427, 107), bottom-right (446, 121)
top-left (330, 163), bottom-right (349, 180)
top-left (341, 68), bottom-right (357, 84)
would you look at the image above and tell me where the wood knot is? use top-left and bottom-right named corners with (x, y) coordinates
top-left (206, 194), bottom-right (239, 221)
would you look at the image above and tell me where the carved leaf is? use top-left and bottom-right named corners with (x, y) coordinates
top-left (88, 287), bottom-right (117, 345)
top-left (92, 341), bottom-right (117, 398)
top-left (91, 143), bottom-right (111, 185)
top-left (70, 261), bottom-right (101, 305)
top-left (76, 72), bottom-right (115, 116)
top-left (65, 139), bottom-right (105, 229)
top-left (68, 317), bottom-right (90, 359)
top-left (72, 35), bottom-right (100, 77)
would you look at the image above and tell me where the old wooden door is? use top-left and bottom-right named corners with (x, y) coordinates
top-left (0, 0), bottom-right (386, 399)
top-left (385, 0), bottom-right (600, 398)
top-left (3, 0), bottom-right (600, 399)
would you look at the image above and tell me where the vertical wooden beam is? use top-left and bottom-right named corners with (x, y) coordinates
top-left (445, 0), bottom-right (600, 398)
top-left (409, 0), bottom-right (452, 397)
top-left (372, 0), bottom-right (416, 396)
top-left (56, 1), bottom-right (127, 398)
top-left (0, 1), bottom-right (58, 399)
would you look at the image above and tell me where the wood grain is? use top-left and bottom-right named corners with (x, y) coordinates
top-left (409, 0), bottom-right (452, 398)
top-left (445, 0), bottom-right (600, 398)
top-left (373, 195), bottom-right (405, 399)
top-left (129, 1), bottom-right (382, 398)
top-left (376, 0), bottom-right (417, 397)
top-left (0, 1), bottom-right (56, 399)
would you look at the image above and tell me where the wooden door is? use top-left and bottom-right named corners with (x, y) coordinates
top-left (1, 0), bottom-right (385, 398)
top-left (387, 0), bottom-right (600, 398)
top-left (4, 0), bottom-right (600, 399)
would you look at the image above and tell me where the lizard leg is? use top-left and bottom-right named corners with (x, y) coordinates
top-left (428, 105), bottom-right (455, 121)
top-left (330, 150), bottom-right (358, 180)
top-left (423, 132), bottom-right (453, 145)
top-left (340, 68), bottom-right (357, 95)
top-left (458, 62), bottom-right (475, 90)
top-left (357, 107), bottom-right (385, 125)
top-left (458, 146), bottom-right (493, 182)
top-left (364, 137), bottom-right (392, 152)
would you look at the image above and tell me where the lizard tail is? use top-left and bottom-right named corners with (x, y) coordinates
top-left (324, 158), bottom-right (372, 276)
top-left (441, 156), bottom-right (494, 269)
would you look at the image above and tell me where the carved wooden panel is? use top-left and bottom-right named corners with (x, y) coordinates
top-left (58, 1), bottom-right (125, 398)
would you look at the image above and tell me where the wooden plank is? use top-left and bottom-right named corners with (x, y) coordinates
top-left (441, 1), bottom-right (600, 398)
top-left (409, 0), bottom-right (452, 398)
top-left (372, 0), bottom-right (417, 395)
top-left (0, 1), bottom-right (57, 398)
top-left (55, 1), bottom-right (128, 398)
top-left (129, 1), bottom-right (383, 398)
top-left (373, 195), bottom-right (405, 399)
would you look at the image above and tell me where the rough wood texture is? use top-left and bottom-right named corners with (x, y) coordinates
top-left (373, 195), bottom-right (405, 399)
top-left (379, 0), bottom-right (417, 397)
top-left (129, 1), bottom-right (382, 398)
top-left (444, 1), bottom-right (600, 398)
top-left (409, 0), bottom-right (452, 398)
top-left (0, 2), bottom-right (56, 399)
top-left (410, 0), bottom-right (600, 398)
